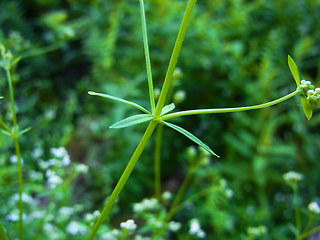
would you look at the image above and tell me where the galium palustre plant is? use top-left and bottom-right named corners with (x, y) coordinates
top-left (0, 44), bottom-right (28, 240)
top-left (87, 0), bottom-right (320, 239)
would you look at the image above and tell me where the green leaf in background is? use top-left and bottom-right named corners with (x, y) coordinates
top-left (288, 55), bottom-right (300, 87)
top-left (301, 97), bottom-right (313, 120)
top-left (161, 103), bottom-right (175, 116)
top-left (0, 224), bottom-right (9, 240)
top-left (88, 91), bottom-right (151, 114)
top-left (288, 55), bottom-right (313, 120)
top-left (0, 120), bottom-right (11, 134)
top-left (163, 121), bottom-right (220, 158)
top-left (18, 127), bottom-right (32, 136)
top-left (110, 114), bottom-right (153, 129)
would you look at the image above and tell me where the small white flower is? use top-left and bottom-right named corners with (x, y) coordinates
top-left (66, 221), bottom-right (87, 235)
top-left (247, 225), bottom-right (268, 237)
top-left (189, 219), bottom-right (201, 235)
top-left (59, 206), bottom-right (74, 216)
top-left (46, 170), bottom-right (63, 188)
top-left (134, 235), bottom-right (151, 240)
top-left (308, 202), bottom-right (320, 214)
top-left (148, 217), bottom-right (163, 229)
top-left (225, 188), bottom-right (234, 199)
top-left (11, 193), bottom-right (38, 205)
top-left (133, 198), bottom-right (159, 213)
top-left (120, 219), bottom-right (137, 231)
top-left (173, 90), bottom-right (186, 104)
top-left (197, 230), bottom-right (206, 238)
top-left (169, 221), bottom-right (181, 232)
top-left (75, 163), bottom-right (89, 174)
top-left (186, 146), bottom-right (197, 159)
top-left (31, 148), bottom-right (43, 159)
top-left (162, 191), bottom-right (172, 201)
top-left (283, 171), bottom-right (303, 186)
top-left (9, 155), bottom-right (24, 165)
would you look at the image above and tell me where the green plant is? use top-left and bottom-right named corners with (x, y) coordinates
top-left (87, 0), bottom-right (319, 239)
top-left (283, 171), bottom-right (320, 240)
top-left (0, 44), bottom-right (25, 240)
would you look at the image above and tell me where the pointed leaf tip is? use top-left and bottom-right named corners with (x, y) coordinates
top-left (288, 55), bottom-right (300, 87)
top-left (163, 121), bottom-right (220, 158)
top-left (301, 97), bottom-right (313, 120)
top-left (87, 91), bottom-right (150, 114)
top-left (110, 114), bottom-right (153, 129)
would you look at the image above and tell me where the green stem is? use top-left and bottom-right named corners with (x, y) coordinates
top-left (154, 124), bottom-right (163, 200)
top-left (6, 69), bottom-right (23, 240)
top-left (297, 214), bottom-right (315, 240)
top-left (166, 166), bottom-right (194, 222)
top-left (297, 224), bottom-right (320, 240)
top-left (88, 120), bottom-right (158, 240)
top-left (162, 90), bottom-right (300, 120)
top-left (20, 41), bottom-right (64, 59)
top-left (139, 0), bottom-right (155, 113)
top-left (171, 186), bottom-right (220, 217)
top-left (293, 186), bottom-right (301, 234)
top-left (154, 0), bottom-right (196, 117)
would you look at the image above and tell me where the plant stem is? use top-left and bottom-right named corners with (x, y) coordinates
top-left (20, 41), bottom-right (64, 59)
top-left (88, 120), bottom-right (158, 240)
top-left (171, 186), bottom-right (220, 217)
top-left (154, 0), bottom-right (196, 117)
top-left (162, 90), bottom-right (300, 120)
top-left (6, 68), bottom-right (23, 240)
top-left (139, 0), bottom-right (155, 113)
top-left (293, 186), bottom-right (301, 235)
top-left (296, 224), bottom-right (320, 240)
top-left (166, 166), bottom-right (194, 222)
top-left (154, 124), bottom-right (163, 199)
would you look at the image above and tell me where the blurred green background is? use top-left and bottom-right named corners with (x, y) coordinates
top-left (1, 0), bottom-right (320, 239)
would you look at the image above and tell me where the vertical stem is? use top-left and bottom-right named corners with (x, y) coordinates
top-left (293, 186), bottom-right (301, 234)
top-left (88, 120), bottom-right (158, 240)
top-left (139, 0), bottom-right (155, 113)
top-left (154, 0), bottom-right (196, 116)
top-left (154, 124), bottom-right (163, 199)
top-left (6, 68), bottom-right (23, 240)
top-left (166, 167), bottom-right (194, 222)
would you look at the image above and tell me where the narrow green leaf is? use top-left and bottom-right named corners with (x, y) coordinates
top-left (288, 55), bottom-right (300, 87)
top-left (0, 120), bottom-right (11, 134)
top-left (0, 224), bottom-right (9, 240)
top-left (301, 97), bottom-right (313, 120)
top-left (163, 121), bottom-right (220, 158)
top-left (139, 0), bottom-right (155, 112)
top-left (0, 96), bottom-right (3, 99)
top-left (88, 91), bottom-right (150, 114)
top-left (18, 127), bottom-right (32, 136)
top-left (10, 57), bottom-right (21, 68)
top-left (110, 114), bottom-right (153, 129)
top-left (161, 103), bottom-right (175, 116)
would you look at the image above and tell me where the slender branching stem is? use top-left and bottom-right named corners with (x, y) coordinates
top-left (154, 0), bottom-right (196, 117)
top-left (293, 186), bottom-right (301, 234)
top-left (154, 124), bottom-right (163, 199)
top-left (139, 0), bottom-right (155, 113)
top-left (162, 90), bottom-right (301, 120)
top-left (296, 224), bottom-right (320, 240)
top-left (20, 41), bottom-right (64, 59)
top-left (88, 120), bottom-right (158, 240)
top-left (166, 166), bottom-right (194, 222)
top-left (6, 68), bottom-right (23, 240)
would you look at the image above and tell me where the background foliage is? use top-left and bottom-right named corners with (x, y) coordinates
top-left (1, 0), bottom-right (320, 239)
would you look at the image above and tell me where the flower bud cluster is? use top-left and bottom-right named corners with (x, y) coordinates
top-left (300, 80), bottom-right (320, 107)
